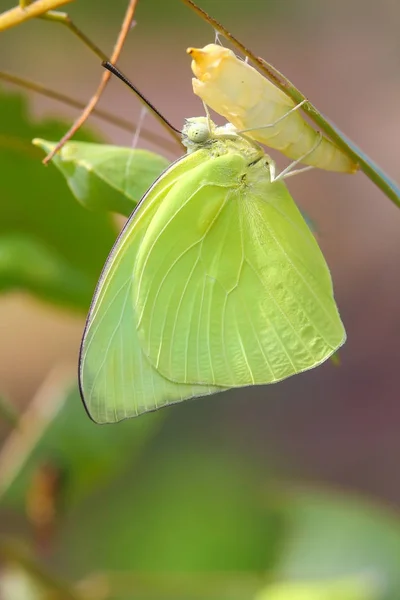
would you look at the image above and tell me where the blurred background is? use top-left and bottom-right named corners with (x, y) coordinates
top-left (0, 0), bottom-right (400, 598)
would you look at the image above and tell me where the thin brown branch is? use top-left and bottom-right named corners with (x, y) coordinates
top-left (43, 0), bottom-right (139, 165)
top-left (180, 0), bottom-right (301, 95)
top-left (0, 70), bottom-right (178, 154)
top-left (0, 0), bottom-right (74, 31)
top-left (40, 10), bottom-right (108, 62)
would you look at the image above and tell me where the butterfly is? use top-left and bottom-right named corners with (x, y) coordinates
top-left (79, 115), bottom-right (345, 423)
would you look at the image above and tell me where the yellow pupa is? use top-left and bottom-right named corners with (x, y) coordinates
top-left (187, 44), bottom-right (358, 173)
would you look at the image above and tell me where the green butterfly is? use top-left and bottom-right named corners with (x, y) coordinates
top-left (79, 117), bottom-right (346, 423)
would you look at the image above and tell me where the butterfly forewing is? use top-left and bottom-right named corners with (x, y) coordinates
top-left (134, 150), bottom-right (346, 388)
top-left (79, 149), bottom-right (223, 423)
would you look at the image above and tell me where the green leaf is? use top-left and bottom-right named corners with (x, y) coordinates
top-left (0, 87), bottom-right (117, 311)
top-left (58, 428), bottom-right (284, 578)
top-left (277, 487), bottom-right (400, 598)
top-left (33, 139), bottom-right (170, 217)
top-left (254, 577), bottom-right (380, 600)
top-left (0, 370), bottom-right (163, 510)
top-left (0, 233), bottom-right (94, 308)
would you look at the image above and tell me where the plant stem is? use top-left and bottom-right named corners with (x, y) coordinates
top-left (39, 10), bottom-right (108, 62)
top-left (0, 70), bottom-right (178, 153)
top-left (42, 0), bottom-right (140, 164)
top-left (43, 0), bottom-right (182, 164)
top-left (0, 0), bottom-right (74, 31)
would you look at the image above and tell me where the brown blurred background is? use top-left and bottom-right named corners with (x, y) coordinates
top-left (0, 0), bottom-right (399, 503)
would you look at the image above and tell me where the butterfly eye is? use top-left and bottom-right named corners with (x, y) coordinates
top-left (187, 122), bottom-right (210, 144)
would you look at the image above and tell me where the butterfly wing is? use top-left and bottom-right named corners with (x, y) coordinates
top-left (79, 149), bottom-right (223, 423)
top-left (134, 151), bottom-right (346, 387)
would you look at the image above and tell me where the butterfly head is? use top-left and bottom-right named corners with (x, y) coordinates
top-left (181, 116), bottom-right (214, 153)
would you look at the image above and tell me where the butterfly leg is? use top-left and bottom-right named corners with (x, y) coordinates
top-left (271, 133), bottom-right (322, 182)
top-left (238, 99), bottom-right (308, 135)
top-left (202, 101), bottom-right (214, 134)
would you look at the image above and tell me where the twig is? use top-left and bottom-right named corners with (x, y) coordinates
top-left (40, 10), bottom-right (108, 61)
top-left (0, 0), bottom-right (74, 31)
top-left (180, 0), bottom-right (400, 209)
top-left (43, 0), bottom-right (140, 164)
top-left (0, 70), bottom-right (178, 153)
top-left (102, 61), bottom-right (181, 144)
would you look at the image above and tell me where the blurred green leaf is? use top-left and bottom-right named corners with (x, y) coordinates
top-left (0, 233), bottom-right (94, 308)
top-left (0, 88), bottom-right (117, 311)
top-left (58, 431), bottom-right (284, 581)
top-left (33, 140), bottom-right (170, 217)
top-left (276, 488), bottom-right (400, 599)
top-left (254, 576), bottom-right (380, 600)
top-left (0, 369), bottom-right (163, 510)
top-left (58, 449), bottom-right (400, 600)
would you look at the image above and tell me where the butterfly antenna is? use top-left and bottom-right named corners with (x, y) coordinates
top-left (102, 61), bottom-right (181, 135)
